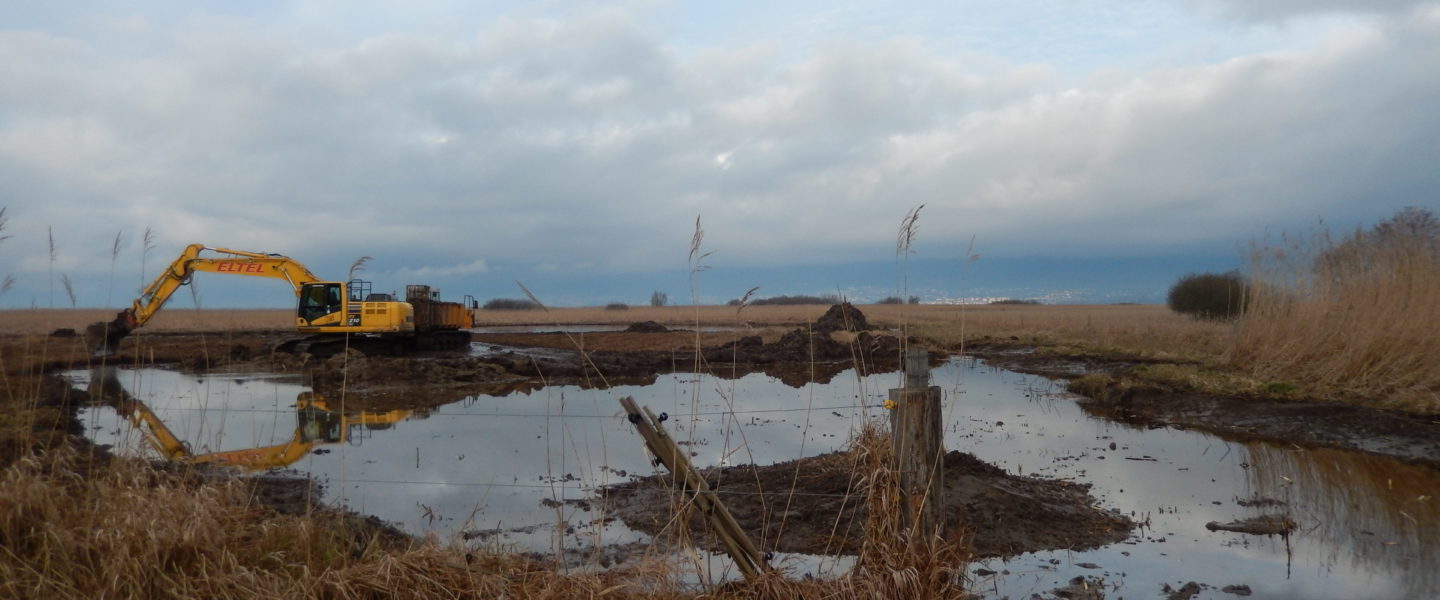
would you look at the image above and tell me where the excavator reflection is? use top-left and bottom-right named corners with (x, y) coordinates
top-left (89, 368), bottom-right (412, 471)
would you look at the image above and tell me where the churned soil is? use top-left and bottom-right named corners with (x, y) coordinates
top-left (604, 448), bottom-right (1133, 559)
top-left (473, 321), bottom-right (912, 388)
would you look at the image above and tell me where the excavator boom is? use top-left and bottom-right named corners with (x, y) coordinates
top-left (88, 244), bottom-right (324, 352)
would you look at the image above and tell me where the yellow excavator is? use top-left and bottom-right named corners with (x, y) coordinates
top-left (88, 244), bottom-right (477, 356)
top-left (105, 386), bottom-right (413, 471)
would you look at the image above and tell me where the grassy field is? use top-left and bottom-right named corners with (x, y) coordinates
top-left (1, 303), bottom-right (1228, 358)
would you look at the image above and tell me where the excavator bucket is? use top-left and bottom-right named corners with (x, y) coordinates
top-left (85, 310), bottom-right (135, 355)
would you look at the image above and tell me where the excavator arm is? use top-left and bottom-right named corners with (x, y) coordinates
top-left (88, 244), bottom-right (323, 353)
top-left (96, 386), bottom-right (410, 472)
top-left (118, 398), bottom-right (318, 471)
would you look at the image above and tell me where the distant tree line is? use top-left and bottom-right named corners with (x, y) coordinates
top-left (481, 298), bottom-right (541, 310)
top-left (725, 294), bottom-right (841, 306)
top-left (876, 296), bottom-right (922, 305)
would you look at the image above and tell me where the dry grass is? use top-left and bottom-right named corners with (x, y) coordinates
top-left (0, 448), bottom-right (700, 600)
top-left (1229, 230), bottom-right (1440, 412)
top-left (845, 422), bottom-right (970, 596)
top-left (0, 433), bottom-right (970, 600)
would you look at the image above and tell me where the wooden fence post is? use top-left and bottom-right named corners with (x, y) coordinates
top-left (889, 346), bottom-right (945, 541)
top-left (618, 396), bottom-right (769, 581)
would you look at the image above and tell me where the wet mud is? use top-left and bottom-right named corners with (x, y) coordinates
top-left (604, 448), bottom-right (1133, 559)
top-left (473, 327), bottom-right (911, 387)
top-left (971, 345), bottom-right (1440, 470)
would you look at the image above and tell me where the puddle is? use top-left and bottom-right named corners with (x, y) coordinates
top-left (467, 341), bottom-right (579, 361)
top-left (72, 358), bottom-right (1439, 598)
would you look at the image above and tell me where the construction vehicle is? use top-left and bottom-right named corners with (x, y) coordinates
top-left (88, 244), bottom-right (477, 356)
top-left (93, 371), bottom-right (413, 472)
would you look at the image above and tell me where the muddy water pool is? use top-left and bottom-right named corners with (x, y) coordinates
top-left (72, 358), bottom-right (1438, 599)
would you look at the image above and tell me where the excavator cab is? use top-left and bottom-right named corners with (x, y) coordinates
top-left (298, 282), bottom-right (345, 324)
top-left (297, 401), bottom-right (345, 444)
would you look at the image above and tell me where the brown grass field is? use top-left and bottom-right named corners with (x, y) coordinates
top-left (2, 303), bottom-right (1228, 359)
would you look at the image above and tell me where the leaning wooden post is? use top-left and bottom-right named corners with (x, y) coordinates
top-left (889, 346), bottom-right (945, 541)
top-left (618, 396), bottom-right (769, 581)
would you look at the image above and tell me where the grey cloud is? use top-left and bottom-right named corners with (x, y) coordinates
top-left (1191, 0), bottom-right (1436, 21)
top-left (1, 6), bottom-right (1437, 306)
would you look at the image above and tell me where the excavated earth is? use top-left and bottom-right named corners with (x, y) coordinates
top-left (604, 448), bottom-right (1133, 559)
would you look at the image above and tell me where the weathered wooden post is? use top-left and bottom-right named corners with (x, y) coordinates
top-left (618, 396), bottom-right (769, 581)
top-left (889, 345), bottom-right (945, 541)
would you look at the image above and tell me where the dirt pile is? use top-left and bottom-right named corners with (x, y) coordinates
top-left (605, 448), bottom-right (1132, 558)
top-left (623, 321), bottom-right (670, 333)
top-left (813, 302), bottom-right (869, 333)
top-left (701, 328), bottom-right (899, 366)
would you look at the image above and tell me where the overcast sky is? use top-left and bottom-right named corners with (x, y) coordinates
top-left (2, 1), bottom-right (1437, 307)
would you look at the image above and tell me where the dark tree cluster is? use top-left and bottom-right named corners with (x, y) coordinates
top-left (725, 294), bottom-right (842, 306)
top-left (1168, 271), bottom-right (1248, 320)
top-left (482, 298), bottom-right (541, 310)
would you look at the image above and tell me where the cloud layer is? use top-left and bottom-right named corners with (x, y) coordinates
top-left (1, 3), bottom-right (1436, 306)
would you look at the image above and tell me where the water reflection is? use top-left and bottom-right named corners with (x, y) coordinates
top-left (1246, 444), bottom-right (1440, 599)
top-left (85, 367), bottom-right (417, 471)
top-left (72, 359), bottom-right (1440, 599)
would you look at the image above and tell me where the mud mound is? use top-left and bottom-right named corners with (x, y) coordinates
top-left (606, 449), bottom-right (1133, 558)
top-left (624, 321), bottom-right (670, 333)
top-left (814, 302), bottom-right (869, 333)
top-left (702, 330), bottom-right (899, 366)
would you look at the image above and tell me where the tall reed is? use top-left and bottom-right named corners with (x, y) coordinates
top-left (1230, 218), bottom-right (1440, 411)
